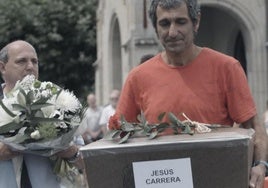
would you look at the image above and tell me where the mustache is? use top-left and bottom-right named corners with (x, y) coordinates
top-left (165, 37), bottom-right (183, 42)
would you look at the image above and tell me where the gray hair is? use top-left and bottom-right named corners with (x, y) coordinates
top-left (149, 0), bottom-right (201, 29)
top-left (0, 46), bottom-right (9, 63)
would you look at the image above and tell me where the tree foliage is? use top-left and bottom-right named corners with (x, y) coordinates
top-left (0, 0), bottom-right (97, 99)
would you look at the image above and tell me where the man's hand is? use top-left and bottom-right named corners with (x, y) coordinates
top-left (241, 116), bottom-right (268, 188)
top-left (56, 145), bottom-right (78, 159)
top-left (56, 145), bottom-right (84, 170)
top-left (249, 164), bottom-right (266, 188)
top-left (0, 142), bottom-right (19, 160)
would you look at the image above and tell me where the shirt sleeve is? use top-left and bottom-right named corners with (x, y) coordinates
top-left (225, 61), bottom-right (256, 123)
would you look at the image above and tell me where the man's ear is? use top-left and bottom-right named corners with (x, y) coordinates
top-left (194, 13), bottom-right (201, 33)
top-left (0, 61), bottom-right (6, 75)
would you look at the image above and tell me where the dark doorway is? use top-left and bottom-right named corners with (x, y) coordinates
top-left (234, 31), bottom-right (247, 75)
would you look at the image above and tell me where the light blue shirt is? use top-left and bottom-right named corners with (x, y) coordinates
top-left (24, 154), bottom-right (61, 188)
top-left (0, 160), bottom-right (17, 187)
top-left (0, 154), bottom-right (61, 188)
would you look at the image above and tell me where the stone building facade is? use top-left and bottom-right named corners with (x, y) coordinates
top-left (95, 0), bottom-right (268, 114)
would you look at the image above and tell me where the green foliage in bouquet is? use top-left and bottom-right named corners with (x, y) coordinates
top-left (105, 112), bottom-right (195, 144)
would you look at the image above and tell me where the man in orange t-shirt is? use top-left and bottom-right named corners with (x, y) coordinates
top-left (115, 48), bottom-right (256, 126)
top-left (109, 1), bottom-right (267, 187)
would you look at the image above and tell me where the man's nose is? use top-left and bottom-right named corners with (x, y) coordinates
top-left (168, 24), bottom-right (178, 38)
top-left (26, 61), bottom-right (35, 69)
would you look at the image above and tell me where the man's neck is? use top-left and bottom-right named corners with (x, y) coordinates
top-left (2, 84), bottom-right (13, 94)
top-left (90, 105), bottom-right (97, 110)
top-left (162, 45), bottom-right (202, 67)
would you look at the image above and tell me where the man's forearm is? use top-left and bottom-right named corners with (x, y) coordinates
top-left (252, 116), bottom-right (267, 162)
top-left (241, 116), bottom-right (267, 166)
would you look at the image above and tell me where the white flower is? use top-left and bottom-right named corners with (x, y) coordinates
top-left (18, 75), bottom-right (36, 91)
top-left (17, 92), bottom-right (26, 107)
top-left (40, 81), bottom-right (54, 90)
top-left (41, 90), bottom-right (51, 98)
top-left (9, 75), bottom-right (35, 99)
top-left (58, 122), bottom-right (68, 129)
top-left (30, 130), bottom-right (41, 139)
top-left (70, 116), bottom-right (81, 126)
top-left (55, 90), bottom-right (81, 112)
top-left (0, 108), bottom-right (16, 127)
top-left (52, 110), bottom-right (64, 120)
top-left (41, 105), bottom-right (56, 118)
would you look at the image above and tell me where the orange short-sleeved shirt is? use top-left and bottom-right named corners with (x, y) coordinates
top-left (114, 48), bottom-right (256, 127)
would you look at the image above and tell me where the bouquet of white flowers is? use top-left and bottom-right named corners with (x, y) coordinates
top-left (0, 75), bottom-right (82, 156)
top-left (0, 75), bottom-right (84, 183)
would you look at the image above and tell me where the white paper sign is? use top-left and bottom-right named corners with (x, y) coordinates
top-left (132, 158), bottom-right (193, 188)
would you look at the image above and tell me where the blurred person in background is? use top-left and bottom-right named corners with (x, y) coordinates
top-left (99, 89), bottom-right (120, 134)
top-left (81, 93), bottom-right (103, 144)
